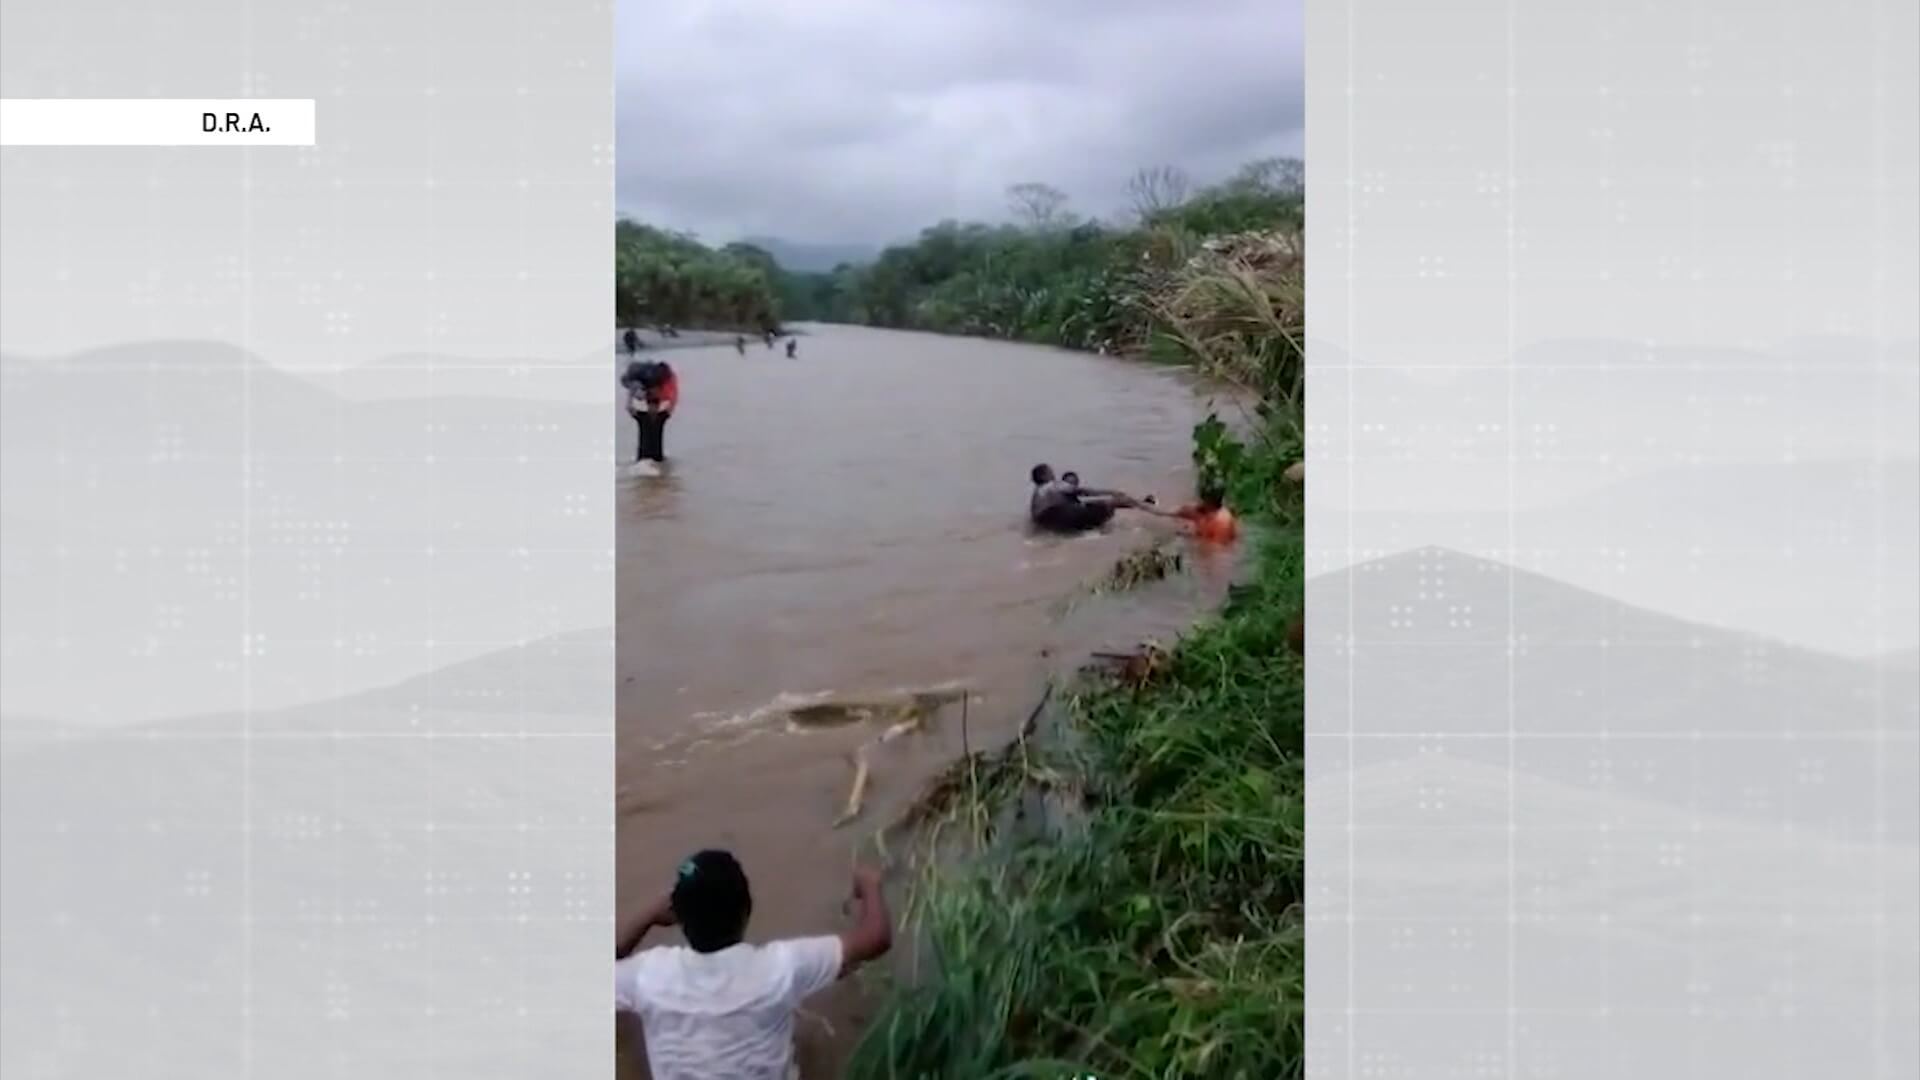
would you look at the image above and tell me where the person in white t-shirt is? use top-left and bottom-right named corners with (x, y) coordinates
top-left (615, 849), bottom-right (894, 1080)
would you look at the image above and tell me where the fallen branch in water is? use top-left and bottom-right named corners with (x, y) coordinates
top-left (834, 746), bottom-right (873, 829)
top-left (866, 683), bottom-right (1057, 860)
top-left (1097, 543), bottom-right (1183, 593)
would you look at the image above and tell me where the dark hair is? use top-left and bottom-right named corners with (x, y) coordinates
top-left (670, 850), bottom-right (752, 952)
top-left (1197, 483), bottom-right (1227, 510)
top-left (1030, 463), bottom-right (1054, 485)
top-left (1061, 471), bottom-right (1080, 486)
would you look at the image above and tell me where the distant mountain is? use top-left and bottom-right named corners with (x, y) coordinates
top-left (738, 236), bottom-right (877, 273)
top-left (1317, 459), bottom-right (1920, 656)
top-left (0, 340), bottom-right (611, 726)
top-left (1304, 546), bottom-right (1919, 840)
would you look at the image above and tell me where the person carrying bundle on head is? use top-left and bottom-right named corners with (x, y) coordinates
top-left (621, 360), bottom-right (679, 463)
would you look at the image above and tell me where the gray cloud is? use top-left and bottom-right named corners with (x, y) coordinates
top-left (616, 0), bottom-right (1304, 248)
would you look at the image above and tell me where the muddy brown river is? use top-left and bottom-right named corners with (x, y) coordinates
top-left (613, 323), bottom-right (1237, 1075)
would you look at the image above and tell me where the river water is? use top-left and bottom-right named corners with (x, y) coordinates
top-left (614, 323), bottom-right (1236, 1074)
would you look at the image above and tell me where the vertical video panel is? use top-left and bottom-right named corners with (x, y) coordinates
top-left (611, 2), bottom-right (1306, 1077)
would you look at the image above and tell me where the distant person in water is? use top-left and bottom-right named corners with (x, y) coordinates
top-left (616, 851), bottom-right (893, 1080)
top-left (622, 360), bottom-right (678, 463)
top-left (623, 328), bottom-right (641, 357)
top-left (1028, 463), bottom-right (1145, 533)
top-left (734, 335), bottom-right (747, 355)
top-left (785, 338), bottom-right (797, 359)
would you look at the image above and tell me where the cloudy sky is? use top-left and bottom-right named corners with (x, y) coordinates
top-left (616, 0), bottom-right (1304, 249)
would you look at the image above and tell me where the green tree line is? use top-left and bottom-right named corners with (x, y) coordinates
top-left (616, 157), bottom-right (1304, 358)
top-left (781, 158), bottom-right (1302, 353)
top-left (615, 219), bottom-right (785, 333)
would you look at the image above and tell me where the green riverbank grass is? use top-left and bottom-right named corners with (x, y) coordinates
top-left (846, 505), bottom-right (1304, 1080)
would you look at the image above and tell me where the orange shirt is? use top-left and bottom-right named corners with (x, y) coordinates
top-left (654, 371), bottom-right (679, 411)
top-left (1176, 505), bottom-right (1239, 543)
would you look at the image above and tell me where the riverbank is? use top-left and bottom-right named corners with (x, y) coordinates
top-left (844, 417), bottom-right (1305, 1079)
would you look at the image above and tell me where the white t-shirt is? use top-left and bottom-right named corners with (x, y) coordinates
top-left (615, 936), bottom-right (843, 1080)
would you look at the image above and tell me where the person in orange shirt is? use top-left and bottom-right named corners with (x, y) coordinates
top-left (1147, 484), bottom-right (1239, 543)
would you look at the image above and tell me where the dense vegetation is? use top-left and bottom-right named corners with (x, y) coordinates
top-left (615, 158), bottom-right (1304, 362)
top-left (783, 159), bottom-right (1303, 357)
top-left (839, 162), bottom-right (1307, 1080)
top-left (847, 532), bottom-right (1305, 1080)
top-left (614, 219), bottom-right (784, 333)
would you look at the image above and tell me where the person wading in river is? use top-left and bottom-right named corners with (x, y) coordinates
top-left (1028, 463), bottom-right (1146, 533)
top-left (1144, 482), bottom-right (1240, 544)
top-left (623, 327), bottom-right (641, 357)
top-left (622, 360), bottom-right (678, 463)
top-left (616, 851), bottom-right (894, 1080)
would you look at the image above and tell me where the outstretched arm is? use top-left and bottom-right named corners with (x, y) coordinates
top-left (837, 866), bottom-right (893, 977)
top-left (1082, 489), bottom-right (1152, 509)
top-left (616, 893), bottom-right (675, 959)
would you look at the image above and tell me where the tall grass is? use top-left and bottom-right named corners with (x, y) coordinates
top-left (847, 519), bottom-right (1305, 1080)
top-left (1137, 229), bottom-right (1304, 409)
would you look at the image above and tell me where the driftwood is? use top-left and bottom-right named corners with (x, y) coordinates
top-left (817, 687), bottom-right (973, 829)
top-left (834, 747), bottom-right (873, 828)
top-left (865, 684), bottom-right (1056, 858)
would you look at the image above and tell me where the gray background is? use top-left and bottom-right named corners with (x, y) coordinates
top-left (1306, 0), bottom-right (1919, 1078)
top-left (1, 0), bottom-right (613, 1076)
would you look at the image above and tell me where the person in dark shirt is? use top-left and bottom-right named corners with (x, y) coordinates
top-left (623, 328), bottom-right (641, 357)
top-left (1028, 463), bottom-right (1144, 533)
